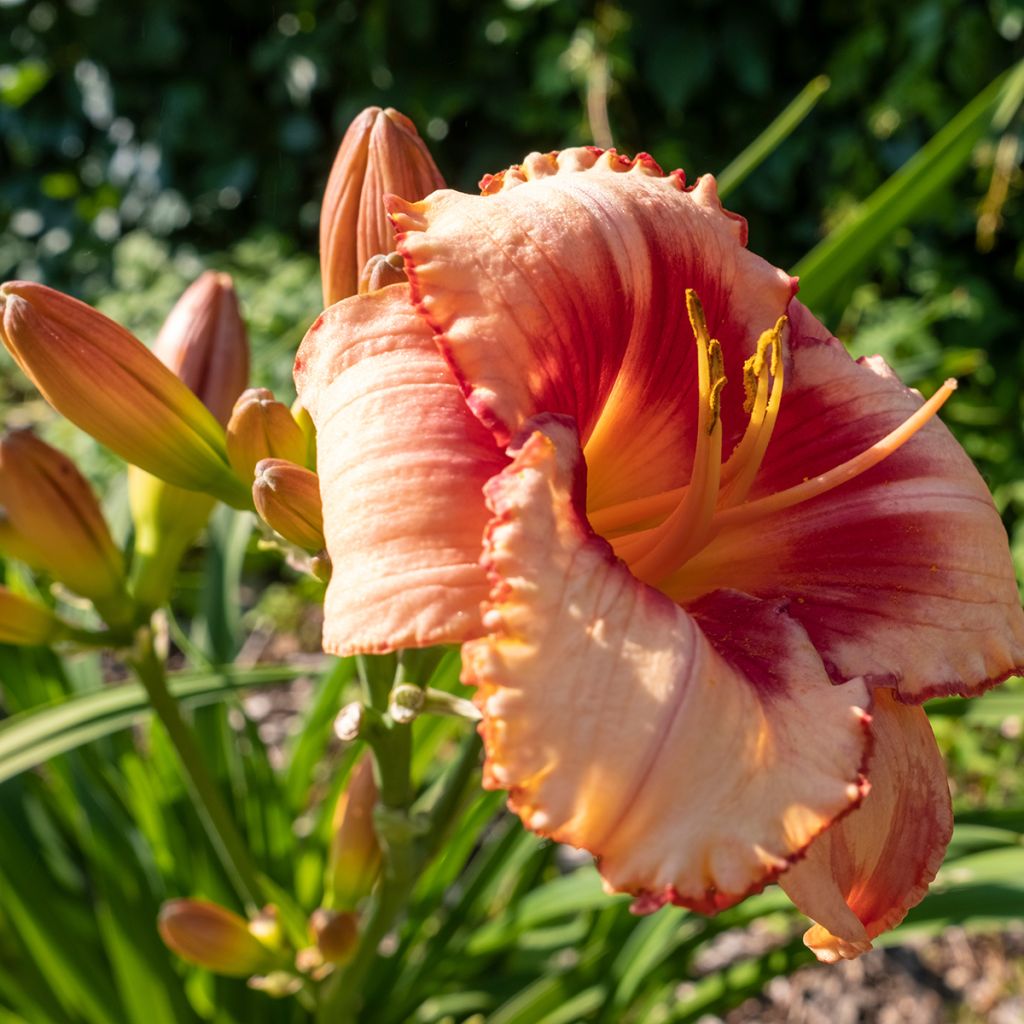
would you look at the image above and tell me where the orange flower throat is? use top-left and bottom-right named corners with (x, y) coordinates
top-left (585, 289), bottom-right (957, 596)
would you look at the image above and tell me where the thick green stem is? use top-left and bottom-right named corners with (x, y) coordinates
top-left (317, 657), bottom-right (481, 1023)
top-left (130, 627), bottom-right (264, 913)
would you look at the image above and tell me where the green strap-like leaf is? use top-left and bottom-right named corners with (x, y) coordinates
top-left (0, 664), bottom-right (312, 783)
top-left (717, 75), bottom-right (831, 199)
top-left (794, 59), bottom-right (1024, 311)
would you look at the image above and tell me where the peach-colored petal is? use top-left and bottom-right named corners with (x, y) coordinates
top-left (388, 148), bottom-right (796, 511)
top-left (463, 416), bottom-right (870, 912)
top-left (665, 302), bottom-right (1024, 700)
top-left (294, 285), bottom-right (506, 654)
top-left (780, 688), bottom-right (953, 962)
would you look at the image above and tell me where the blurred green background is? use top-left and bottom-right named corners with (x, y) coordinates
top-left (2, 1), bottom-right (1024, 1021)
top-left (4, 0), bottom-right (1024, 569)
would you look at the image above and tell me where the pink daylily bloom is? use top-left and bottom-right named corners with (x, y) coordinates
top-left (296, 147), bottom-right (1024, 958)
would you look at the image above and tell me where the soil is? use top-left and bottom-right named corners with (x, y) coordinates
top-left (722, 928), bottom-right (1024, 1024)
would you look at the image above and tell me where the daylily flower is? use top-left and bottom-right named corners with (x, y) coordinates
top-left (295, 146), bottom-right (1024, 959)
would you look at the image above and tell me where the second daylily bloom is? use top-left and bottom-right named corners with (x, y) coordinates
top-left (296, 146), bottom-right (1024, 959)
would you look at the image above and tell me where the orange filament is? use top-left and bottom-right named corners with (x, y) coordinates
top-left (625, 291), bottom-right (725, 581)
top-left (600, 289), bottom-right (958, 591)
top-left (709, 377), bottom-right (958, 534)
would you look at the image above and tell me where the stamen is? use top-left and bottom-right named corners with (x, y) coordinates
top-left (589, 316), bottom-right (784, 538)
top-left (627, 290), bottom-right (725, 584)
top-left (708, 378), bottom-right (958, 535)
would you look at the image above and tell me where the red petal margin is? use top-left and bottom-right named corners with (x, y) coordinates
top-left (668, 300), bottom-right (1024, 701)
top-left (294, 285), bottom-right (506, 654)
top-left (780, 688), bottom-right (953, 962)
top-left (386, 147), bottom-right (797, 513)
top-left (463, 415), bottom-right (871, 914)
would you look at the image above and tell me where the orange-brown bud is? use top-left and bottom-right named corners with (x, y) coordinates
top-left (151, 271), bottom-right (250, 428)
top-left (358, 252), bottom-right (407, 295)
top-left (252, 458), bottom-right (325, 554)
top-left (320, 107), bottom-right (444, 305)
top-left (226, 388), bottom-right (308, 484)
top-left (157, 899), bottom-right (278, 977)
top-left (0, 587), bottom-right (66, 645)
top-left (0, 282), bottom-right (248, 507)
top-left (309, 909), bottom-right (358, 965)
top-left (325, 755), bottom-right (380, 910)
top-left (0, 430), bottom-right (128, 617)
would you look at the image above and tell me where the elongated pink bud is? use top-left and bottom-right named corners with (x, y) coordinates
top-left (158, 900), bottom-right (278, 977)
top-left (151, 271), bottom-right (250, 428)
top-left (128, 273), bottom-right (252, 607)
top-left (324, 755), bottom-right (380, 910)
top-left (320, 107), bottom-right (444, 305)
top-left (0, 282), bottom-right (248, 507)
top-left (0, 430), bottom-right (128, 618)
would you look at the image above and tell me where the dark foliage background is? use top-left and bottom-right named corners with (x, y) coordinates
top-left (1, 0), bottom-right (1020, 281)
top-left (5, 0), bottom-right (1021, 568)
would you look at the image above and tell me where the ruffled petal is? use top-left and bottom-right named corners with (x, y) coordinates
top-left (388, 148), bottom-right (796, 511)
top-left (294, 285), bottom-right (506, 654)
top-left (463, 416), bottom-right (870, 912)
top-left (780, 688), bottom-right (953, 962)
top-left (667, 302), bottom-right (1024, 699)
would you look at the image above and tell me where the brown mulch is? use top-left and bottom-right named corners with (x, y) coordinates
top-left (723, 929), bottom-right (1024, 1024)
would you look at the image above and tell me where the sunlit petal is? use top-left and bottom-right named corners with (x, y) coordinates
top-left (780, 688), bottom-right (952, 961)
top-left (463, 416), bottom-right (870, 911)
top-left (295, 285), bottom-right (506, 654)
top-left (388, 149), bottom-right (796, 511)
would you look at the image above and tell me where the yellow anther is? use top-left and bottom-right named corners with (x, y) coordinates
top-left (685, 289), bottom-right (708, 345)
top-left (707, 339), bottom-right (726, 434)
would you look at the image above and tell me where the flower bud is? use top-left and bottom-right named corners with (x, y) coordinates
top-left (158, 899), bottom-right (278, 977)
top-left (0, 282), bottom-right (248, 507)
top-left (358, 252), bottom-right (407, 295)
top-left (128, 274), bottom-right (251, 608)
top-left (320, 107), bottom-right (444, 305)
top-left (290, 400), bottom-right (317, 470)
top-left (151, 271), bottom-right (249, 428)
top-left (0, 430), bottom-right (129, 619)
top-left (325, 755), bottom-right (380, 910)
top-left (0, 587), bottom-right (66, 645)
top-left (309, 909), bottom-right (358, 965)
top-left (252, 458), bottom-right (325, 553)
top-left (333, 702), bottom-right (364, 743)
top-left (227, 389), bottom-right (308, 484)
top-left (388, 683), bottom-right (425, 725)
